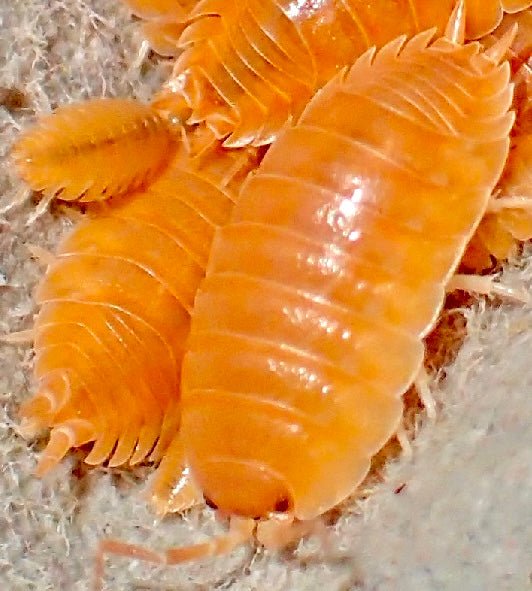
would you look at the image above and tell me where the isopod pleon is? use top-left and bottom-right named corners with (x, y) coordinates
top-left (20, 126), bottom-right (259, 479)
top-left (153, 0), bottom-right (530, 147)
top-left (12, 98), bottom-right (177, 202)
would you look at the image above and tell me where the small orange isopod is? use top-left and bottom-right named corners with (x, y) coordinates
top-left (12, 98), bottom-right (177, 203)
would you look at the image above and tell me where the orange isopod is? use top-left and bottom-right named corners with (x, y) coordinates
top-left (153, 0), bottom-right (530, 147)
top-left (95, 6), bottom-right (518, 576)
top-left (179, 24), bottom-right (515, 524)
top-left (19, 127), bottom-right (259, 491)
top-left (12, 98), bottom-right (177, 203)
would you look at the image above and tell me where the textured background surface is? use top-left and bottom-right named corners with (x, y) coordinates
top-left (0, 1), bottom-right (531, 590)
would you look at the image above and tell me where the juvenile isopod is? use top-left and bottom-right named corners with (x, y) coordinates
top-left (12, 98), bottom-right (177, 202)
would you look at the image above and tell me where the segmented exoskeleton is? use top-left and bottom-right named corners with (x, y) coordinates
top-left (10, 4), bottom-right (529, 584)
top-left (154, 0), bottom-right (530, 146)
top-left (121, 0), bottom-right (199, 56)
top-left (93, 14), bottom-right (519, 581)
top-left (12, 99), bottom-right (177, 202)
top-left (19, 127), bottom-right (259, 478)
top-left (180, 18), bottom-right (515, 526)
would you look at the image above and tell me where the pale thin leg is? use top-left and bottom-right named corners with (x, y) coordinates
top-left (131, 38), bottom-right (151, 72)
top-left (448, 273), bottom-right (529, 303)
top-left (165, 516), bottom-right (254, 563)
top-left (26, 192), bottom-right (54, 226)
top-left (414, 365), bottom-right (437, 420)
top-left (256, 514), bottom-right (328, 551)
top-left (2, 246), bottom-right (53, 343)
top-left (0, 186), bottom-right (31, 216)
top-left (395, 421), bottom-right (413, 458)
top-left (93, 516), bottom-right (255, 591)
top-left (488, 195), bottom-right (532, 213)
top-left (25, 243), bottom-right (55, 266)
top-left (146, 434), bottom-right (203, 517)
top-left (1, 328), bottom-right (34, 344)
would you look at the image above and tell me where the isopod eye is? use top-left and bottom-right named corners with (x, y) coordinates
top-left (274, 497), bottom-right (290, 513)
top-left (204, 495), bottom-right (218, 510)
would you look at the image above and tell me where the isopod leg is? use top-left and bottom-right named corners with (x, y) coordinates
top-left (165, 516), bottom-right (255, 563)
top-left (395, 422), bottom-right (413, 458)
top-left (256, 515), bottom-right (328, 551)
top-left (447, 273), bottom-right (530, 303)
top-left (146, 433), bottom-right (203, 516)
top-left (488, 196), bottom-right (532, 213)
top-left (94, 516), bottom-right (255, 591)
top-left (94, 539), bottom-right (163, 591)
top-left (25, 243), bottom-right (56, 267)
top-left (414, 365), bottom-right (437, 420)
top-left (1, 329), bottom-right (34, 344)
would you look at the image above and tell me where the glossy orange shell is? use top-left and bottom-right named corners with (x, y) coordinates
top-left (180, 31), bottom-right (514, 520)
top-left (20, 129), bottom-right (258, 475)
top-left (12, 99), bottom-right (177, 202)
top-left (156, 0), bottom-right (530, 146)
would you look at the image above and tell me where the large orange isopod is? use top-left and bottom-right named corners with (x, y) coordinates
top-left (95, 6), bottom-right (518, 577)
